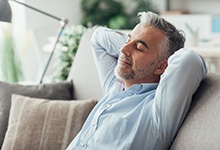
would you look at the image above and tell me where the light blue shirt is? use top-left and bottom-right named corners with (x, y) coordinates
top-left (67, 27), bottom-right (207, 150)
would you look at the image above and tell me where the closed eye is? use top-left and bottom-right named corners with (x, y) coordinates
top-left (136, 43), bottom-right (145, 52)
top-left (137, 40), bottom-right (149, 49)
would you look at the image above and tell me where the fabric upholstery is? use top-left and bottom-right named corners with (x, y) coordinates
top-left (67, 28), bottom-right (103, 100)
top-left (0, 81), bottom-right (73, 148)
top-left (2, 94), bottom-right (97, 150)
top-left (171, 73), bottom-right (220, 150)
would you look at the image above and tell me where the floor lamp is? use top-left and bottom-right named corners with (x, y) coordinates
top-left (0, 0), bottom-right (68, 83)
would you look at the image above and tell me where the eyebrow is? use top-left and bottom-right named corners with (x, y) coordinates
top-left (137, 40), bottom-right (149, 49)
top-left (128, 34), bottom-right (149, 49)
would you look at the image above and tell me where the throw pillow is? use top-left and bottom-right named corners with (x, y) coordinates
top-left (0, 81), bottom-right (73, 148)
top-left (2, 94), bottom-right (97, 150)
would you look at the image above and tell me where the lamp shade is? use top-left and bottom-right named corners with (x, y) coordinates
top-left (0, 0), bottom-right (12, 22)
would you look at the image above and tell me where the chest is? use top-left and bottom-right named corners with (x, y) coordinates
top-left (94, 91), bottom-right (155, 123)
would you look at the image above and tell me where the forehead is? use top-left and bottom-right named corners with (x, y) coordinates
top-left (130, 24), bottom-right (165, 43)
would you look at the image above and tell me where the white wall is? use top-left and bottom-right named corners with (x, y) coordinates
top-left (25, 0), bottom-right (82, 29)
top-left (153, 0), bottom-right (167, 13)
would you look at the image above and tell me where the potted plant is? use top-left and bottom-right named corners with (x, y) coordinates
top-left (52, 25), bottom-right (87, 82)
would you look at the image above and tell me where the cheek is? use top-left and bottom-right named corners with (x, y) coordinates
top-left (133, 56), bottom-right (157, 70)
top-left (133, 59), bottom-right (148, 70)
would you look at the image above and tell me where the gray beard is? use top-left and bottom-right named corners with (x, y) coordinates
top-left (114, 66), bottom-right (136, 80)
top-left (114, 61), bottom-right (157, 81)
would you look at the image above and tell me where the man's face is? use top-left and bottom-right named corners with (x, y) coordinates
top-left (114, 24), bottom-right (167, 86)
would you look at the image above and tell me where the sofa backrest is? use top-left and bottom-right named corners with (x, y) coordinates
top-left (171, 73), bottom-right (220, 150)
top-left (67, 29), bottom-right (103, 100)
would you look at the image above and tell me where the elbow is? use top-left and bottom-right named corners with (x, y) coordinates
top-left (168, 48), bottom-right (207, 80)
top-left (185, 50), bottom-right (207, 79)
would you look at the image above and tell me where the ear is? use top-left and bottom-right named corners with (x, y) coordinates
top-left (154, 60), bottom-right (168, 75)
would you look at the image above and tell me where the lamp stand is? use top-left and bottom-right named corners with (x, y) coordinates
top-left (39, 19), bottom-right (67, 84)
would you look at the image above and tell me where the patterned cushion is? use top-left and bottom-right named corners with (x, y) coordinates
top-left (2, 94), bottom-right (97, 150)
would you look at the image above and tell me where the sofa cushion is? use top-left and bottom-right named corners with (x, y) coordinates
top-left (171, 73), bottom-right (220, 150)
top-left (0, 81), bottom-right (73, 148)
top-left (2, 94), bottom-right (97, 150)
top-left (67, 29), bottom-right (103, 100)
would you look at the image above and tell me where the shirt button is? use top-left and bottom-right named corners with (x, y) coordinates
top-left (106, 104), bottom-right (112, 109)
top-left (92, 121), bottom-right (96, 126)
top-left (80, 142), bottom-right (85, 147)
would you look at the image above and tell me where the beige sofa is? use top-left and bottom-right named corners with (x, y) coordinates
top-left (1, 29), bottom-right (220, 149)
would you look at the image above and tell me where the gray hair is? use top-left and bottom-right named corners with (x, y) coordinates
top-left (138, 11), bottom-right (185, 59)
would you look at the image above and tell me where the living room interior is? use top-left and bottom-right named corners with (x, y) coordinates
top-left (0, 0), bottom-right (220, 150)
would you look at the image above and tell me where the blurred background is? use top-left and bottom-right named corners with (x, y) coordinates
top-left (0, 0), bottom-right (220, 84)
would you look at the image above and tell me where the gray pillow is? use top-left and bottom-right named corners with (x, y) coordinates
top-left (0, 81), bottom-right (73, 148)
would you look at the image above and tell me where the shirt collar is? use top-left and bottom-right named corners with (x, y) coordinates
top-left (115, 80), bottom-right (158, 95)
top-left (127, 83), bottom-right (158, 94)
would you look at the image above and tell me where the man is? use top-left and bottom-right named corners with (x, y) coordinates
top-left (67, 11), bottom-right (207, 150)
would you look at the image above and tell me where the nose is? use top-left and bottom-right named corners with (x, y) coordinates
top-left (120, 42), bottom-right (132, 56)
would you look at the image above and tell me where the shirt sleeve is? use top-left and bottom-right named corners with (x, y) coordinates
top-left (91, 27), bottom-right (127, 94)
top-left (152, 48), bottom-right (207, 140)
